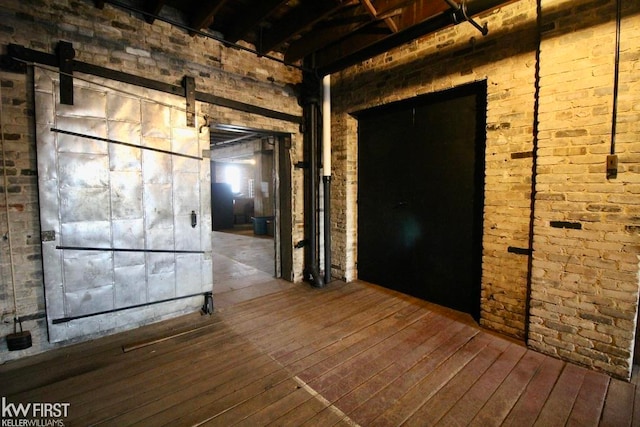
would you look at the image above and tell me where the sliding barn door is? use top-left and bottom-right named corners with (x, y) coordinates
top-left (34, 68), bottom-right (212, 342)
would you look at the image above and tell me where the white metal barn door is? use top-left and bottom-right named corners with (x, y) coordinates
top-left (34, 68), bottom-right (212, 343)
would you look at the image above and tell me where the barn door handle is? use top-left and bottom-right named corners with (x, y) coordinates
top-left (191, 210), bottom-right (197, 228)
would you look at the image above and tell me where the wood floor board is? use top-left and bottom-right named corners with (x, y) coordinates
top-left (402, 337), bottom-right (510, 426)
top-left (566, 370), bottom-right (610, 427)
top-left (267, 292), bottom-right (413, 365)
top-left (434, 340), bottom-right (528, 426)
top-left (8, 319), bottom-right (238, 403)
top-left (600, 377), bottom-right (636, 427)
top-left (104, 354), bottom-right (286, 426)
top-left (347, 323), bottom-right (481, 425)
top-left (501, 355), bottom-right (566, 427)
top-left (533, 363), bottom-right (587, 426)
top-left (368, 332), bottom-right (495, 426)
top-left (1, 279), bottom-right (634, 427)
top-left (304, 307), bottom-right (443, 403)
top-left (286, 301), bottom-right (437, 382)
top-left (60, 334), bottom-right (253, 421)
top-left (332, 313), bottom-right (465, 416)
top-left (151, 367), bottom-right (292, 427)
top-left (468, 349), bottom-right (547, 426)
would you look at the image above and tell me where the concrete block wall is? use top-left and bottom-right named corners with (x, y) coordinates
top-left (0, 0), bottom-right (302, 362)
top-left (331, 0), bottom-right (640, 379)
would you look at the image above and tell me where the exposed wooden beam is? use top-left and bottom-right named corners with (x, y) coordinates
top-left (360, 0), bottom-right (398, 32)
top-left (189, 0), bottom-right (229, 34)
top-left (315, 0), bottom-right (449, 71)
top-left (224, 0), bottom-right (289, 44)
top-left (143, 0), bottom-right (166, 24)
top-left (284, 5), bottom-right (371, 63)
top-left (259, 0), bottom-right (347, 54)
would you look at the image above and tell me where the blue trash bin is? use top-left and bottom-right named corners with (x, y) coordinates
top-left (252, 216), bottom-right (268, 235)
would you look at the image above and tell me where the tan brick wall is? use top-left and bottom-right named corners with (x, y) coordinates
top-left (331, 0), bottom-right (639, 379)
top-left (529, 0), bottom-right (640, 380)
top-left (0, 0), bottom-right (302, 361)
top-left (332, 0), bottom-right (539, 338)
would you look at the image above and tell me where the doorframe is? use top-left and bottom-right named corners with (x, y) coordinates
top-left (352, 80), bottom-right (487, 320)
top-left (209, 124), bottom-right (294, 281)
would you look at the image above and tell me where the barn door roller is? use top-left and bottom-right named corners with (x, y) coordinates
top-left (445, 0), bottom-right (489, 36)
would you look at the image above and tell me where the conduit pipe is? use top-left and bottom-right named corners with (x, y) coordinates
top-left (302, 69), bottom-right (324, 288)
top-left (322, 75), bottom-right (332, 285)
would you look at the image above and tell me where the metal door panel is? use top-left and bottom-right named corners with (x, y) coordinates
top-left (35, 68), bottom-right (212, 342)
top-left (172, 127), bottom-right (199, 157)
top-left (174, 172), bottom-right (199, 213)
top-left (66, 285), bottom-right (114, 317)
top-left (176, 254), bottom-right (203, 295)
top-left (107, 93), bottom-right (140, 122)
top-left (110, 145), bottom-right (141, 172)
top-left (110, 172), bottom-right (143, 219)
top-left (59, 187), bottom-right (110, 222)
top-left (58, 153), bottom-right (109, 187)
top-left (56, 86), bottom-right (107, 118)
top-left (141, 102), bottom-right (171, 138)
top-left (114, 251), bottom-right (145, 268)
top-left (112, 219), bottom-right (145, 248)
top-left (114, 265), bottom-right (146, 306)
top-left (56, 116), bottom-right (107, 139)
top-left (107, 121), bottom-right (142, 146)
top-left (62, 251), bottom-right (113, 291)
top-left (60, 221), bottom-right (111, 247)
top-left (143, 151), bottom-right (172, 184)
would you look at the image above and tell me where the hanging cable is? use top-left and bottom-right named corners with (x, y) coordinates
top-left (0, 75), bottom-right (20, 322)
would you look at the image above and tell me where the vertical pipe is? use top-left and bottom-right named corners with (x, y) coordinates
top-left (322, 75), bottom-right (332, 284)
top-left (322, 75), bottom-right (332, 177)
top-left (300, 66), bottom-right (324, 288)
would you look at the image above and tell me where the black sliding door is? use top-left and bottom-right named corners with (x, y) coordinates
top-left (357, 82), bottom-right (486, 320)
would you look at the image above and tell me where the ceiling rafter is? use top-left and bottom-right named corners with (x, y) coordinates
top-left (143, 0), bottom-right (166, 24)
top-left (224, 0), bottom-right (289, 44)
top-left (258, 0), bottom-right (350, 54)
top-left (189, 0), bottom-right (229, 35)
top-left (284, 5), bottom-right (370, 63)
top-left (92, 0), bottom-right (513, 74)
top-left (314, 0), bottom-right (449, 71)
top-left (360, 0), bottom-right (399, 32)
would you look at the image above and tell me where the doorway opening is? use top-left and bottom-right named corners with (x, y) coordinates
top-left (209, 124), bottom-right (293, 305)
top-left (355, 81), bottom-right (487, 320)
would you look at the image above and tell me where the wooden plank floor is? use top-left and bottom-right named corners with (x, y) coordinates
top-left (1, 280), bottom-right (638, 426)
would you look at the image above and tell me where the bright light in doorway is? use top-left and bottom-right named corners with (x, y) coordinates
top-left (224, 165), bottom-right (241, 193)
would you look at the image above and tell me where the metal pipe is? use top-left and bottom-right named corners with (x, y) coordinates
top-left (610, 0), bottom-right (622, 155)
top-left (308, 94), bottom-right (324, 288)
top-left (323, 176), bottom-right (332, 284)
top-left (322, 75), bottom-right (332, 284)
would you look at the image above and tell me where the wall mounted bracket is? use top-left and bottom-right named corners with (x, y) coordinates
top-left (445, 0), bottom-right (489, 36)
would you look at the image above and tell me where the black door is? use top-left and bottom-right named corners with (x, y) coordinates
top-left (357, 82), bottom-right (486, 320)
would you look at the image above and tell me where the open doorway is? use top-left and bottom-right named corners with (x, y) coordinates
top-left (209, 124), bottom-right (293, 306)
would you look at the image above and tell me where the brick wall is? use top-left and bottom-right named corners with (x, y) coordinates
top-left (0, 0), bottom-right (302, 362)
top-left (529, 0), bottom-right (640, 380)
top-left (331, 0), bottom-right (640, 379)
